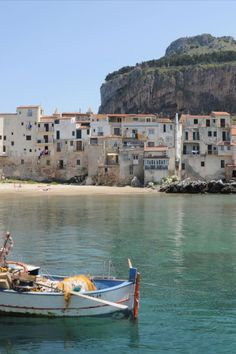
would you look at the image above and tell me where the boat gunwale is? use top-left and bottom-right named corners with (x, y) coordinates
top-left (0, 279), bottom-right (133, 296)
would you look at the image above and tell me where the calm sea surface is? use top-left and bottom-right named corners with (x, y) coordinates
top-left (0, 193), bottom-right (236, 353)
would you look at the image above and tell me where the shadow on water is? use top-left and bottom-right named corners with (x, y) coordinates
top-left (0, 315), bottom-right (140, 353)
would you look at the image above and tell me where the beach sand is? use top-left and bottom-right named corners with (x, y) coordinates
top-left (0, 183), bottom-right (157, 196)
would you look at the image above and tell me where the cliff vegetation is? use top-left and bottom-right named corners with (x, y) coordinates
top-left (99, 34), bottom-right (236, 115)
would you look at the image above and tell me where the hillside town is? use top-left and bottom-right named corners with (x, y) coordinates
top-left (0, 105), bottom-right (235, 185)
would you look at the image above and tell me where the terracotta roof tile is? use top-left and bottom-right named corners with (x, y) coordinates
top-left (211, 111), bottom-right (230, 116)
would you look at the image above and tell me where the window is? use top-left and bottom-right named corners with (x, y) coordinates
top-left (220, 118), bottom-right (225, 128)
top-left (0, 136), bottom-right (2, 140)
top-left (147, 141), bottom-right (155, 147)
top-left (194, 119), bottom-right (198, 124)
top-left (11, 141), bottom-right (14, 146)
top-left (77, 159), bottom-right (80, 165)
top-left (163, 124), bottom-right (166, 133)
top-left (146, 118), bottom-right (151, 122)
top-left (221, 160), bottom-right (225, 168)
top-left (44, 123), bottom-right (49, 132)
top-left (27, 109), bottom-right (33, 117)
top-left (70, 141), bottom-right (73, 147)
top-left (26, 135), bottom-right (31, 141)
top-left (55, 119), bottom-right (59, 124)
top-left (208, 131), bottom-right (212, 137)
top-left (170, 125), bottom-right (173, 130)
top-left (76, 129), bottom-right (82, 139)
top-left (185, 131), bottom-right (188, 140)
top-left (98, 127), bottom-right (103, 136)
top-left (193, 131), bottom-right (199, 140)
top-left (56, 131), bottom-right (60, 140)
top-left (58, 160), bottom-right (64, 169)
top-left (206, 119), bottom-right (210, 127)
top-left (11, 132), bottom-right (13, 135)
top-left (222, 131), bottom-right (227, 141)
top-left (3, 136), bottom-right (6, 141)
top-left (182, 163), bottom-right (185, 170)
top-left (133, 155), bottom-right (138, 160)
top-left (213, 131), bottom-right (217, 137)
top-left (87, 129), bottom-right (90, 135)
top-left (232, 170), bottom-right (236, 177)
top-left (201, 161), bottom-right (205, 167)
top-left (104, 167), bottom-right (108, 173)
top-left (21, 159), bottom-right (24, 164)
top-left (192, 145), bottom-right (199, 154)
top-left (72, 131), bottom-right (75, 136)
top-left (208, 145), bottom-right (212, 154)
top-left (38, 124), bottom-right (40, 128)
top-left (56, 143), bottom-right (61, 152)
top-left (183, 145), bottom-right (187, 155)
top-left (114, 128), bottom-right (121, 135)
top-left (44, 135), bottom-right (48, 143)
top-left (76, 141), bottom-right (83, 151)
top-left (21, 122), bottom-right (24, 126)
top-left (29, 149), bottom-right (32, 152)
top-left (3, 146), bottom-right (6, 152)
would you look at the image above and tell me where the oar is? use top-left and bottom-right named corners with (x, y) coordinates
top-left (70, 290), bottom-right (128, 310)
top-left (33, 281), bottom-right (128, 310)
top-left (128, 258), bottom-right (132, 268)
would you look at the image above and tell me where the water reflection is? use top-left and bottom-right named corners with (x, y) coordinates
top-left (0, 316), bottom-right (139, 353)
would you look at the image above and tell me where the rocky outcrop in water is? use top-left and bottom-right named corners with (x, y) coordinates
top-left (160, 179), bottom-right (236, 194)
top-left (99, 34), bottom-right (236, 115)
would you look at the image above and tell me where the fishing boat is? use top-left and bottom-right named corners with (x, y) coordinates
top-left (0, 232), bottom-right (140, 318)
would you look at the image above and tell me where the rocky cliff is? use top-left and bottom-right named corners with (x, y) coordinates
top-left (99, 34), bottom-right (236, 115)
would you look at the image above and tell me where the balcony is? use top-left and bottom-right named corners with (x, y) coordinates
top-left (38, 127), bottom-right (54, 133)
top-left (144, 165), bottom-right (168, 170)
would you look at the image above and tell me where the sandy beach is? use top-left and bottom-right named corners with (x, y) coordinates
top-left (0, 183), bottom-right (157, 196)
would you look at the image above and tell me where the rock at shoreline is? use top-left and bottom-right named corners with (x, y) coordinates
top-left (160, 179), bottom-right (236, 194)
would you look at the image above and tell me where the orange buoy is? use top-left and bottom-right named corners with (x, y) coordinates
top-left (133, 272), bottom-right (140, 319)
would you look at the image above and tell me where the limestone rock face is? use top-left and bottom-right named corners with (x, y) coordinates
top-left (99, 34), bottom-right (236, 115)
top-left (99, 64), bottom-right (236, 115)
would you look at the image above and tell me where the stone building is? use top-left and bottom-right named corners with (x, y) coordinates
top-left (179, 112), bottom-right (231, 180)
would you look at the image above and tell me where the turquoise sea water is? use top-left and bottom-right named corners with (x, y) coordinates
top-left (0, 193), bottom-right (236, 353)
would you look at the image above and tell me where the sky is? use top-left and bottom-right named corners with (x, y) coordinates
top-left (1, 0), bottom-right (236, 115)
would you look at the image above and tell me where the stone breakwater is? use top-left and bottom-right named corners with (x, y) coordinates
top-left (160, 179), bottom-right (236, 194)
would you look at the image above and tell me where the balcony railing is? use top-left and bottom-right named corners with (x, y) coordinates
top-left (144, 165), bottom-right (168, 170)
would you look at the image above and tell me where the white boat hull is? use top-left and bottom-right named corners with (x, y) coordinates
top-left (0, 281), bottom-right (135, 317)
